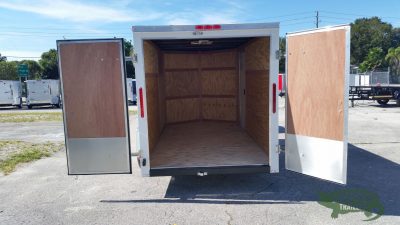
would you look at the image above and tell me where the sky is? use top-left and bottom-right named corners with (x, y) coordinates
top-left (0, 0), bottom-right (400, 61)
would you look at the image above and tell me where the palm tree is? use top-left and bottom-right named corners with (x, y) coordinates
top-left (385, 47), bottom-right (400, 81)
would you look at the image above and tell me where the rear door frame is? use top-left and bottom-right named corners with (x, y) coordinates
top-left (132, 23), bottom-right (280, 176)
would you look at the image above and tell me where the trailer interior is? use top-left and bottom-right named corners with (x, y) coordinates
top-left (143, 37), bottom-right (271, 173)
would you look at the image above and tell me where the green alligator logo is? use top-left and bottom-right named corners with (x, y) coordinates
top-left (317, 188), bottom-right (384, 221)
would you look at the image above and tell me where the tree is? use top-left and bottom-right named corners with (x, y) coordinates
top-left (0, 53), bottom-right (6, 62)
top-left (279, 37), bottom-right (286, 73)
top-left (124, 39), bottom-right (135, 79)
top-left (0, 61), bottom-right (18, 80)
top-left (351, 17), bottom-right (393, 65)
top-left (39, 49), bottom-right (59, 79)
top-left (386, 47), bottom-right (400, 82)
top-left (392, 28), bottom-right (400, 48)
top-left (359, 47), bottom-right (385, 72)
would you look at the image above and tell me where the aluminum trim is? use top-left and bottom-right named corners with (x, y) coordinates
top-left (67, 138), bottom-right (131, 174)
top-left (269, 29), bottom-right (280, 173)
top-left (286, 134), bottom-right (346, 184)
top-left (286, 24), bottom-right (350, 36)
top-left (132, 23), bottom-right (280, 32)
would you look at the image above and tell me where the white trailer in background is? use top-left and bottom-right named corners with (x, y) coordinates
top-left (0, 80), bottom-right (22, 108)
top-left (26, 79), bottom-right (61, 109)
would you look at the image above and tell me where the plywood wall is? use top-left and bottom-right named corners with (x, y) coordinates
top-left (143, 41), bottom-right (165, 153)
top-left (286, 30), bottom-right (346, 141)
top-left (244, 37), bottom-right (270, 154)
top-left (59, 41), bottom-right (127, 139)
top-left (162, 50), bottom-right (238, 124)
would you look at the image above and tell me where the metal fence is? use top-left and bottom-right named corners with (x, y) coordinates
top-left (370, 71), bottom-right (390, 85)
top-left (349, 71), bottom-right (391, 86)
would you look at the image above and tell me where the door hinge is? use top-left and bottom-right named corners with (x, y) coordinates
top-left (275, 50), bottom-right (280, 60)
top-left (277, 144), bottom-right (284, 153)
top-left (133, 53), bottom-right (138, 63)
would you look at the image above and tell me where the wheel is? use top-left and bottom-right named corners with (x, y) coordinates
top-left (17, 104), bottom-right (22, 109)
top-left (397, 99), bottom-right (400, 107)
top-left (27, 105), bottom-right (33, 109)
top-left (377, 99), bottom-right (389, 105)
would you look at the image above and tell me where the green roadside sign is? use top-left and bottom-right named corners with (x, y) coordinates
top-left (18, 64), bottom-right (29, 77)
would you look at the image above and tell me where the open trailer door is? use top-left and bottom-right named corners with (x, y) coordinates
top-left (57, 39), bottom-right (131, 175)
top-left (285, 26), bottom-right (350, 184)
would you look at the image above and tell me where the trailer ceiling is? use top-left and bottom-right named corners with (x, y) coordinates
top-left (151, 37), bottom-right (253, 51)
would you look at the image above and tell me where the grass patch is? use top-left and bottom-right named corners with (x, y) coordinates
top-left (0, 141), bottom-right (63, 175)
top-left (0, 112), bottom-right (62, 123)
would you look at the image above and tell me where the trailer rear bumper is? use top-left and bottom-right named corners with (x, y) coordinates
top-left (149, 165), bottom-right (270, 176)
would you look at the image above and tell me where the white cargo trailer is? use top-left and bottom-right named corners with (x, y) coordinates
top-left (0, 80), bottom-right (22, 108)
top-left (26, 79), bottom-right (61, 109)
top-left (58, 24), bottom-right (350, 184)
top-left (126, 78), bottom-right (138, 104)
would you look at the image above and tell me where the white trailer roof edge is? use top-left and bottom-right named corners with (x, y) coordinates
top-left (286, 24), bottom-right (350, 36)
top-left (132, 22), bottom-right (280, 32)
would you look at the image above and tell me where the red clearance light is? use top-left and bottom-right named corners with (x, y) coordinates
top-left (139, 87), bottom-right (144, 118)
top-left (272, 83), bottom-right (277, 114)
top-left (213, 24), bottom-right (221, 30)
top-left (195, 24), bottom-right (221, 31)
top-left (195, 25), bottom-right (204, 30)
top-left (204, 24), bottom-right (213, 30)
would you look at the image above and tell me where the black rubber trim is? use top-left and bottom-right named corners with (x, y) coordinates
top-left (150, 165), bottom-right (270, 176)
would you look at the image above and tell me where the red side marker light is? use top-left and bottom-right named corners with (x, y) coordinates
top-left (139, 87), bottom-right (144, 118)
top-left (272, 83), bottom-right (277, 114)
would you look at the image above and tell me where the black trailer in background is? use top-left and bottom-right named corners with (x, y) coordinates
top-left (349, 85), bottom-right (400, 107)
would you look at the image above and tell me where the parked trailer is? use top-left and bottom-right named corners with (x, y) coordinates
top-left (26, 79), bottom-right (61, 109)
top-left (126, 78), bottom-right (134, 103)
top-left (349, 85), bottom-right (400, 107)
top-left (0, 80), bottom-right (22, 108)
top-left (126, 78), bottom-right (137, 104)
top-left (57, 24), bottom-right (350, 184)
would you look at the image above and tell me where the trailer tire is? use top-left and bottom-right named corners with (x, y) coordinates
top-left (397, 99), bottom-right (400, 107)
top-left (27, 105), bottom-right (33, 109)
top-left (377, 99), bottom-right (389, 105)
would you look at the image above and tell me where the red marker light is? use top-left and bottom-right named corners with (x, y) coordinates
top-left (195, 25), bottom-right (204, 30)
top-left (272, 83), bottom-right (276, 114)
top-left (213, 24), bottom-right (221, 30)
top-left (139, 87), bottom-right (144, 118)
top-left (195, 24), bottom-right (221, 31)
top-left (204, 25), bottom-right (213, 30)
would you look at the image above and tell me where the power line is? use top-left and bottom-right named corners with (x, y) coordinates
top-left (319, 10), bottom-right (400, 20)
top-left (3, 55), bottom-right (41, 58)
top-left (244, 11), bottom-right (314, 22)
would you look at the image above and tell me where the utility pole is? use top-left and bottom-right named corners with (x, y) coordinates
top-left (315, 11), bottom-right (320, 28)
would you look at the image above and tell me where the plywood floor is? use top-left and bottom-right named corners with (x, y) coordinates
top-left (151, 122), bottom-right (269, 168)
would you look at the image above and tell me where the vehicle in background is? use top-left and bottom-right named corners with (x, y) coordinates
top-left (0, 80), bottom-right (22, 108)
top-left (26, 79), bottom-right (61, 109)
top-left (132, 79), bottom-right (137, 104)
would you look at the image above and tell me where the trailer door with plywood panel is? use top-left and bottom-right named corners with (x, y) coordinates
top-left (285, 26), bottom-right (350, 184)
top-left (57, 39), bottom-right (132, 175)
